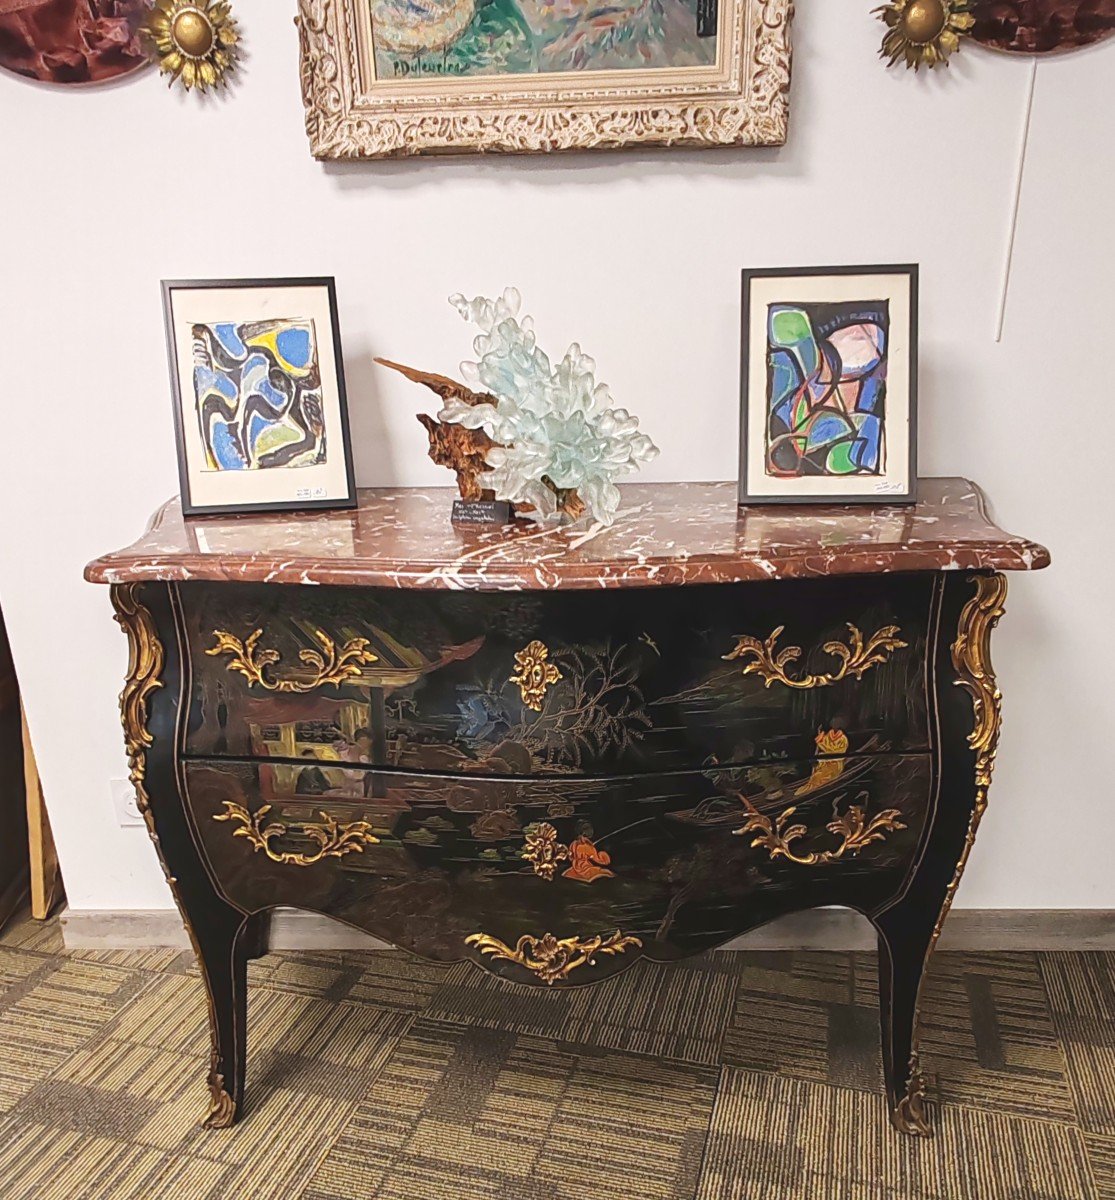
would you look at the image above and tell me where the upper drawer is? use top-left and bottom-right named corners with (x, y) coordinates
top-left (178, 574), bottom-right (935, 775)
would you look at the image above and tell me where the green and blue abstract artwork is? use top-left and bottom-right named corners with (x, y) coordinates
top-left (765, 301), bottom-right (889, 479)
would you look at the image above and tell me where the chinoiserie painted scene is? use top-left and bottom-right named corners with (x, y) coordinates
top-left (177, 570), bottom-right (934, 967)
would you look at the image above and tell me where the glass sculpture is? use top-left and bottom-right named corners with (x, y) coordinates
top-left (378, 288), bottom-right (659, 526)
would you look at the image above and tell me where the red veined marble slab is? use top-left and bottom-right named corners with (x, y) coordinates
top-left (84, 479), bottom-right (1050, 591)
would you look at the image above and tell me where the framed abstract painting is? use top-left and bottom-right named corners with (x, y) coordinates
top-left (738, 264), bottom-right (918, 506)
top-left (162, 278), bottom-right (357, 517)
top-left (295, 0), bottom-right (793, 159)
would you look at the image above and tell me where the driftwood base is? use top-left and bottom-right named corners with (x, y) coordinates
top-left (375, 357), bottom-right (585, 521)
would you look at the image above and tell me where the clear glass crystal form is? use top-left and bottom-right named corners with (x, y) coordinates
top-left (435, 288), bottom-right (660, 526)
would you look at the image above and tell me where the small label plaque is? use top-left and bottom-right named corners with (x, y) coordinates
top-left (451, 499), bottom-right (513, 526)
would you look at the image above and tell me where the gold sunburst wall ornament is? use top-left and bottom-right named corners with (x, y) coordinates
top-left (143, 0), bottom-right (240, 91)
top-left (876, 0), bottom-right (975, 69)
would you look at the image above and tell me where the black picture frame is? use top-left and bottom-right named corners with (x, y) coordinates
top-left (738, 263), bottom-right (919, 507)
top-left (161, 276), bottom-right (358, 518)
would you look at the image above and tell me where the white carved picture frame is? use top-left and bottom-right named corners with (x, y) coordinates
top-left (296, 0), bottom-right (793, 159)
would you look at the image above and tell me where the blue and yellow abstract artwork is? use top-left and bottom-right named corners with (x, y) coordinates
top-left (765, 301), bottom-right (888, 479)
top-left (191, 319), bottom-right (327, 472)
top-left (371, 0), bottom-right (717, 80)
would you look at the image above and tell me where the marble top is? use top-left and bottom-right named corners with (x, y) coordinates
top-left (84, 480), bottom-right (1050, 591)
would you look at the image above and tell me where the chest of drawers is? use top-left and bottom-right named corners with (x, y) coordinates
top-left (86, 480), bottom-right (1049, 1136)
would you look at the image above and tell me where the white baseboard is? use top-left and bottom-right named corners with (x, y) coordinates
top-left (60, 907), bottom-right (1115, 953)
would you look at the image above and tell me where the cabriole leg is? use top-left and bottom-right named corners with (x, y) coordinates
top-left (874, 906), bottom-right (936, 1135)
top-left (195, 913), bottom-right (253, 1128)
top-left (873, 572), bottom-right (1006, 1136)
top-left (112, 581), bottom-right (255, 1128)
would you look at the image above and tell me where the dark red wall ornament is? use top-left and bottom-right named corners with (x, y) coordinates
top-left (876, 0), bottom-right (1113, 67)
top-left (969, 0), bottom-right (1115, 53)
top-left (0, 0), bottom-right (149, 85)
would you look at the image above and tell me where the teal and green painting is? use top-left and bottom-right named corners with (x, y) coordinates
top-left (765, 301), bottom-right (889, 479)
top-left (370, 0), bottom-right (717, 79)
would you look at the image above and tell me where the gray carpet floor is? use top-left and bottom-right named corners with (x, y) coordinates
top-left (0, 910), bottom-right (1111, 1199)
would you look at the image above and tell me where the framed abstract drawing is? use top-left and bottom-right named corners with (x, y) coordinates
top-left (295, 0), bottom-right (793, 159)
top-left (162, 277), bottom-right (357, 517)
top-left (738, 264), bottom-right (918, 506)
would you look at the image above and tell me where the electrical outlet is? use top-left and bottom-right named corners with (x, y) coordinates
top-left (111, 778), bottom-right (144, 827)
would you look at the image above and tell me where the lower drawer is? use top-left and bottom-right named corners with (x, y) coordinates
top-left (182, 755), bottom-right (933, 982)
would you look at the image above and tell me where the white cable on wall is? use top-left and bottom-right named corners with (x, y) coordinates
top-left (995, 58), bottom-right (1039, 342)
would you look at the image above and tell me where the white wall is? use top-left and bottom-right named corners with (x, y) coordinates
top-left (1, 1), bottom-right (1111, 914)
